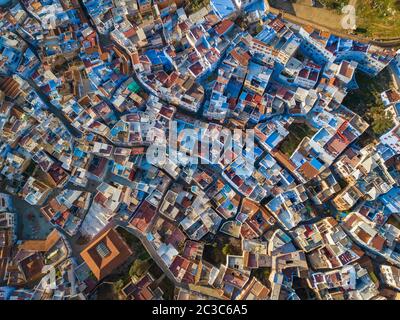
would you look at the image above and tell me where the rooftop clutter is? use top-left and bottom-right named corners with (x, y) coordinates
top-left (0, 0), bottom-right (399, 301)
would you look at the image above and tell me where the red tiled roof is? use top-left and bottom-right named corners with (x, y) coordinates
top-left (214, 19), bottom-right (234, 36)
top-left (80, 227), bottom-right (133, 280)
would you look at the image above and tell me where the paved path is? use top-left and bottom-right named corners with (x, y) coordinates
top-left (26, 78), bottom-right (83, 139)
top-left (114, 221), bottom-right (189, 290)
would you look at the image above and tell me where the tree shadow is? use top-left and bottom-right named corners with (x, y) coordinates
top-left (268, 0), bottom-right (296, 15)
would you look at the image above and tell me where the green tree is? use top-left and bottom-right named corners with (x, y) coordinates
top-left (255, 23), bottom-right (263, 34)
top-left (113, 279), bottom-right (124, 293)
top-left (320, 0), bottom-right (348, 12)
top-left (253, 267), bottom-right (271, 286)
top-left (129, 259), bottom-right (149, 278)
top-left (369, 105), bottom-right (394, 136)
top-left (222, 243), bottom-right (233, 256)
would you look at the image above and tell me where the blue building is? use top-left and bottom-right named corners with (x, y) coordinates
top-left (210, 0), bottom-right (237, 20)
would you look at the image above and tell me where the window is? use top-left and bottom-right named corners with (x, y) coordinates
top-left (96, 242), bottom-right (111, 258)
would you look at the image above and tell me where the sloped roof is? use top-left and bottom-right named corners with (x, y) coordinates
top-left (18, 229), bottom-right (61, 252)
top-left (80, 227), bottom-right (133, 280)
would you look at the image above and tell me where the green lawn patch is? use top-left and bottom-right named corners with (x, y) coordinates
top-left (355, 0), bottom-right (400, 38)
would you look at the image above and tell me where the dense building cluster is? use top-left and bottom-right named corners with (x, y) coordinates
top-left (1, 0), bottom-right (400, 301)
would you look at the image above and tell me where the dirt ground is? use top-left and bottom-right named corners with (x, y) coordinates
top-left (269, 0), bottom-right (344, 31)
top-left (268, 0), bottom-right (400, 40)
